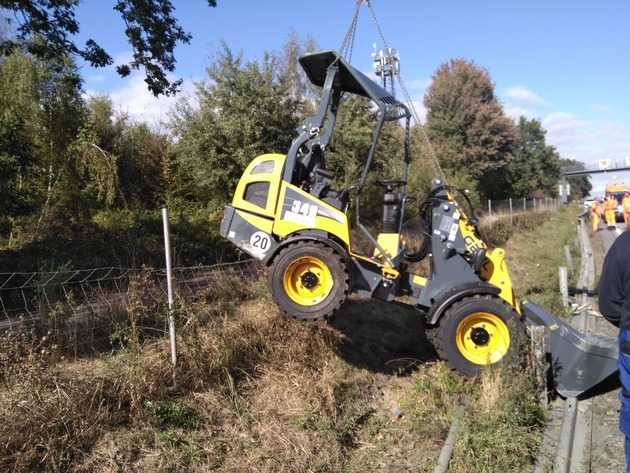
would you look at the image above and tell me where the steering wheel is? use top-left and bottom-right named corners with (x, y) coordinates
top-left (376, 179), bottom-right (407, 191)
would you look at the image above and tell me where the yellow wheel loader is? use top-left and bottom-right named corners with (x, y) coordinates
top-left (220, 50), bottom-right (618, 397)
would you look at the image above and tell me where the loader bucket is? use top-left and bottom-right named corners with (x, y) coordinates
top-left (522, 301), bottom-right (618, 398)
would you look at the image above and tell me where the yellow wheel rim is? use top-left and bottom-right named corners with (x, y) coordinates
top-left (455, 312), bottom-right (510, 366)
top-left (283, 256), bottom-right (334, 306)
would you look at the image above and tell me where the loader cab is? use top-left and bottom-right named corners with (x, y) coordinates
top-left (232, 153), bottom-right (285, 219)
top-left (221, 50), bottom-right (411, 267)
top-left (283, 50), bottom-right (413, 264)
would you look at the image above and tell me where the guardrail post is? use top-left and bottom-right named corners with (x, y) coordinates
top-left (488, 199), bottom-right (492, 217)
top-left (528, 325), bottom-right (548, 409)
top-left (162, 207), bottom-right (178, 376)
top-left (559, 266), bottom-right (569, 307)
top-left (564, 245), bottom-right (574, 273)
top-left (523, 197), bottom-right (526, 211)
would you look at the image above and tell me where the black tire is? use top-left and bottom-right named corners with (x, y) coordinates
top-left (268, 241), bottom-right (349, 321)
top-left (431, 295), bottom-right (524, 376)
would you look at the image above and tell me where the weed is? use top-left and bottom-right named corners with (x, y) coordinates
top-left (145, 400), bottom-right (202, 430)
top-left (449, 367), bottom-right (546, 473)
top-left (402, 364), bottom-right (470, 438)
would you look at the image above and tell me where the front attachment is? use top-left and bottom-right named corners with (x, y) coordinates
top-left (522, 301), bottom-right (618, 398)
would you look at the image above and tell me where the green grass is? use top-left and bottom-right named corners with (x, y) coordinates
top-left (505, 205), bottom-right (580, 316)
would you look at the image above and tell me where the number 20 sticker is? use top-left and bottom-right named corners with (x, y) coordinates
top-left (249, 231), bottom-right (272, 256)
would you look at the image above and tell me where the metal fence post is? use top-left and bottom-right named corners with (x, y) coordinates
top-left (162, 207), bottom-right (177, 372)
top-left (509, 198), bottom-right (513, 224)
top-left (488, 199), bottom-right (492, 217)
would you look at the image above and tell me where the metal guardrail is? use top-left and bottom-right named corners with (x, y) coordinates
top-left (534, 214), bottom-right (597, 473)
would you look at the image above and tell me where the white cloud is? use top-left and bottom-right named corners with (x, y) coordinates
top-left (498, 85), bottom-right (630, 193)
top-left (82, 50), bottom-right (198, 129)
top-left (542, 111), bottom-right (630, 169)
top-left (500, 85), bottom-right (549, 122)
top-left (542, 112), bottom-right (588, 145)
top-left (535, 110), bottom-right (630, 195)
top-left (504, 105), bottom-right (537, 121)
top-left (87, 72), bottom-right (196, 130)
top-left (504, 86), bottom-right (549, 107)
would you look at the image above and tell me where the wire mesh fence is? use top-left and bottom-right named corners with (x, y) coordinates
top-left (0, 194), bottom-right (560, 357)
top-left (479, 196), bottom-right (561, 219)
top-left (0, 260), bottom-right (259, 357)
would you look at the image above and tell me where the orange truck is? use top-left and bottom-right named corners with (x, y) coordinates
top-left (605, 181), bottom-right (628, 223)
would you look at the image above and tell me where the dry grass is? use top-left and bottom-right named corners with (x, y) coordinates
top-left (0, 209), bottom-right (571, 472)
top-left (0, 271), bottom-right (442, 472)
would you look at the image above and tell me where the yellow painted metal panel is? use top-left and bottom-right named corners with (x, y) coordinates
top-left (374, 233), bottom-right (400, 259)
top-left (480, 248), bottom-right (520, 312)
top-left (273, 182), bottom-right (350, 245)
top-left (459, 217), bottom-right (487, 253)
top-left (232, 153), bottom-right (285, 218)
top-left (236, 209), bottom-right (273, 233)
top-left (412, 274), bottom-right (428, 286)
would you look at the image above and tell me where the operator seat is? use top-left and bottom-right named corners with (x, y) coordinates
top-left (298, 144), bottom-right (348, 211)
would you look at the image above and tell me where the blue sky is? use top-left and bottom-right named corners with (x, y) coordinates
top-left (75, 0), bottom-right (630, 194)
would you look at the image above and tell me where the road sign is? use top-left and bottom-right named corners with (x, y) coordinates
top-left (599, 159), bottom-right (611, 170)
top-left (625, 156), bottom-right (630, 167)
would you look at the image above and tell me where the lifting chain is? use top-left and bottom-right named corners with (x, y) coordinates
top-left (339, 0), bottom-right (447, 182)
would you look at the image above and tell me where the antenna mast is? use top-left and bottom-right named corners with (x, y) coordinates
top-left (372, 46), bottom-right (400, 96)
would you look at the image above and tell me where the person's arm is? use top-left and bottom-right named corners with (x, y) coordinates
top-left (599, 241), bottom-right (624, 327)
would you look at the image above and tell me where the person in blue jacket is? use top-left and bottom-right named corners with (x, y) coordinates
top-left (600, 230), bottom-right (630, 472)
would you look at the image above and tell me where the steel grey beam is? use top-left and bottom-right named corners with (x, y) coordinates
top-left (563, 166), bottom-right (630, 177)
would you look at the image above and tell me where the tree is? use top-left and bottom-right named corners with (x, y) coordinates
top-left (280, 30), bottom-right (318, 103)
top-left (507, 117), bottom-right (561, 198)
top-left (116, 122), bottom-right (173, 208)
top-left (0, 115), bottom-right (36, 219)
top-left (0, 50), bottom-right (86, 237)
top-left (0, 53), bottom-right (41, 224)
top-left (0, 0), bottom-right (218, 96)
top-left (424, 59), bottom-right (518, 198)
top-left (560, 158), bottom-right (592, 199)
top-left (72, 95), bottom-right (174, 210)
top-left (71, 96), bottom-right (121, 208)
top-left (171, 44), bottom-right (303, 211)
